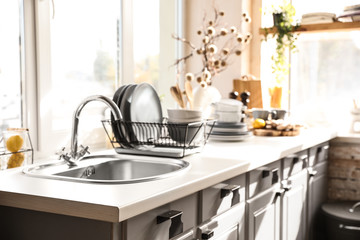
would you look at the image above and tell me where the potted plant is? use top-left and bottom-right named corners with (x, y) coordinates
top-left (263, 1), bottom-right (300, 108)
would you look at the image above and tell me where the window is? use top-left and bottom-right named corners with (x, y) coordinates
top-left (0, 0), bottom-right (178, 157)
top-left (261, 0), bottom-right (360, 128)
top-left (0, 0), bottom-right (23, 131)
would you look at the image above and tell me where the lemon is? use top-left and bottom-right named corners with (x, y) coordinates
top-left (253, 118), bottom-right (266, 129)
top-left (6, 135), bottom-right (24, 152)
top-left (7, 153), bottom-right (25, 169)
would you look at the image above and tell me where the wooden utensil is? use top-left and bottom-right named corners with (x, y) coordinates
top-left (170, 85), bottom-right (185, 108)
top-left (185, 81), bottom-right (194, 109)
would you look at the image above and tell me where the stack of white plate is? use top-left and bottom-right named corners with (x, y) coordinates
top-left (210, 122), bottom-right (251, 141)
top-left (209, 99), bottom-right (251, 141)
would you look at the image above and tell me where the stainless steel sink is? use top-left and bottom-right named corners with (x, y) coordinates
top-left (23, 155), bottom-right (190, 184)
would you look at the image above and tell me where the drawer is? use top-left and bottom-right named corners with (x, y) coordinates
top-left (171, 229), bottom-right (195, 240)
top-left (197, 203), bottom-right (245, 240)
top-left (248, 160), bottom-right (281, 198)
top-left (282, 150), bottom-right (308, 179)
top-left (308, 142), bottom-right (329, 167)
top-left (126, 193), bottom-right (198, 240)
top-left (201, 174), bottom-right (245, 222)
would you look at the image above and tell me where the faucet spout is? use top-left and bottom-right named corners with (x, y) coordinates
top-left (69, 95), bottom-right (122, 160)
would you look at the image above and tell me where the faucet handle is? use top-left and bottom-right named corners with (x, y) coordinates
top-left (56, 147), bottom-right (68, 159)
top-left (78, 145), bottom-right (90, 158)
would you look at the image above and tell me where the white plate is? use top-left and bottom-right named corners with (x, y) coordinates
top-left (129, 83), bottom-right (163, 141)
top-left (209, 133), bottom-right (252, 141)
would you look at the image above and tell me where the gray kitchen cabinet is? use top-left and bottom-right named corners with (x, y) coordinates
top-left (281, 151), bottom-right (308, 240)
top-left (247, 160), bottom-right (282, 240)
top-left (307, 142), bottom-right (329, 240)
top-left (125, 193), bottom-right (198, 240)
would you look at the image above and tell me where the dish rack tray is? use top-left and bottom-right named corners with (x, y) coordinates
top-left (102, 119), bottom-right (215, 158)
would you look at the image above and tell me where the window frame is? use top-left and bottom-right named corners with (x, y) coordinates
top-left (21, 0), bottom-right (181, 158)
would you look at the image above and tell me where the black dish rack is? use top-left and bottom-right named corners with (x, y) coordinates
top-left (102, 119), bottom-right (215, 158)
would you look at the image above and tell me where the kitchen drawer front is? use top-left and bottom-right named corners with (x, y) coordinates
top-left (308, 142), bottom-right (329, 167)
top-left (282, 150), bottom-right (308, 179)
top-left (197, 203), bottom-right (245, 240)
top-left (171, 229), bottom-right (195, 240)
top-left (126, 193), bottom-right (198, 240)
top-left (201, 174), bottom-right (245, 221)
top-left (248, 160), bottom-right (281, 198)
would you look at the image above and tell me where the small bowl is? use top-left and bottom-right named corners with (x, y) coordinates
top-left (271, 109), bottom-right (287, 120)
top-left (167, 109), bottom-right (203, 120)
top-left (167, 122), bottom-right (204, 144)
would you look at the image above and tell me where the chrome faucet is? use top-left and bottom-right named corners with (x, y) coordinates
top-left (59, 95), bottom-right (122, 166)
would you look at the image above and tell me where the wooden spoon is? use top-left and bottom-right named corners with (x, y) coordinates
top-left (185, 81), bottom-right (194, 109)
top-left (170, 86), bottom-right (185, 108)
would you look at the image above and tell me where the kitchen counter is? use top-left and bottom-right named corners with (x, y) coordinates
top-left (0, 127), bottom-right (337, 223)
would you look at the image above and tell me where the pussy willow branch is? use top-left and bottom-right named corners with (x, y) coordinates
top-left (171, 33), bottom-right (196, 50)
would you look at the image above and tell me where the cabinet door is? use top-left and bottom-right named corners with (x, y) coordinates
top-left (307, 161), bottom-right (328, 240)
top-left (282, 169), bottom-right (308, 240)
top-left (247, 185), bottom-right (281, 240)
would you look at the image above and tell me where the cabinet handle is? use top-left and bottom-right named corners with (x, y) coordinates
top-left (275, 189), bottom-right (285, 198)
top-left (308, 168), bottom-right (318, 177)
top-left (157, 210), bottom-right (183, 239)
top-left (262, 169), bottom-right (270, 178)
top-left (272, 168), bottom-right (279, 184)
top-left (201, 230), bottom-right (214, 239)
top-left (281, 180), bottom-right (292, 191)
top-left (221, 184), bottom-right (240, 206)
top-left (339, 224), bottom-right (360, 231)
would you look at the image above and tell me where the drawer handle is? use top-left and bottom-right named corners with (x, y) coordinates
top-left (202, 230), bottom-right (214, 239)
top-left (220, 184), bottom-right (240, 206)
top-left (339, 224), bottom-right (360, 231)
top-left (272, 168), bottom-right (279, 184)
top-left (157, 210), bottom-right (183, 239)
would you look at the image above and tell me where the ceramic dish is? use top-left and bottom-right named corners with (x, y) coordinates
top-left (209, 133), bottom-right (251, 141)
top-left (111, 85), bottom-right (131, 147)
top-left (122, 83), bottom-right (163, 142)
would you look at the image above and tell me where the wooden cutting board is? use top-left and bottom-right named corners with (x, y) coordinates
top-left (253, 129), bottom-right (300, 137)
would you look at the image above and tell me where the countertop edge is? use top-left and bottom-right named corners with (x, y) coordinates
top-left (0, 191), bottom-right (120, 222)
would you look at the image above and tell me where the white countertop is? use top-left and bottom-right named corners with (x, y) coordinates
top-left (0, 128), bottom-right (337, 222)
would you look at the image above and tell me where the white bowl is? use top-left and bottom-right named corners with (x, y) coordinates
top-left (167, 109), bottom-right (203, 120)
top-left (168, 116), bottom-right (202, 123)
top-left (215, 111), bottom-right (243, 123)
top-left (213, 99), bottom-right (243, 112)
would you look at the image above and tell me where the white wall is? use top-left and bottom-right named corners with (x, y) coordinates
top-left (183, 0), bottom-right (252, 98)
